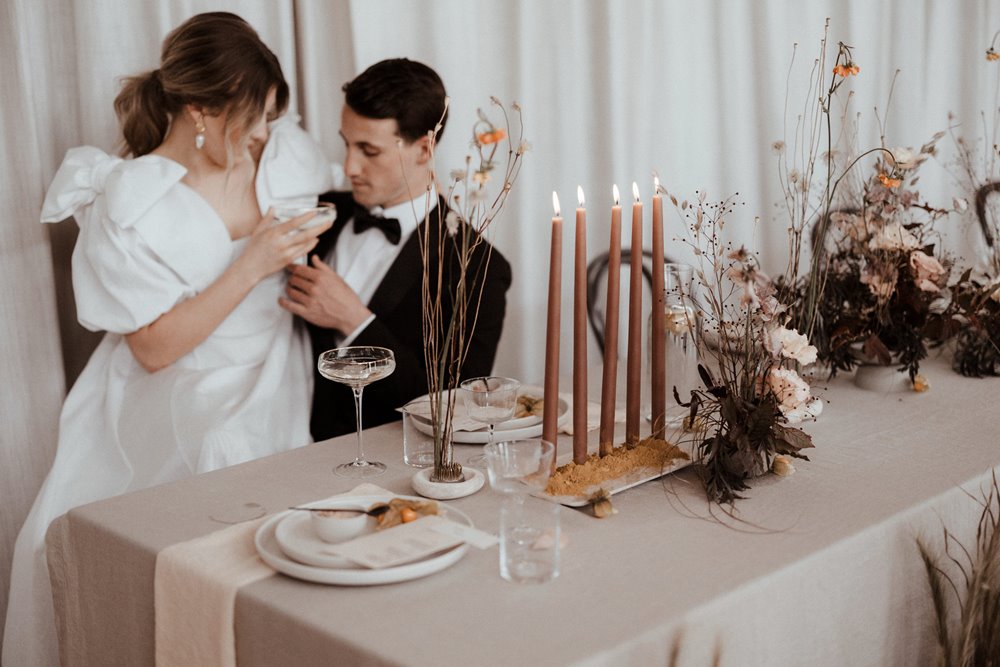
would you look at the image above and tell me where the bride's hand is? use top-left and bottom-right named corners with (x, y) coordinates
top-left (236, 208), bottom-right (333, 283)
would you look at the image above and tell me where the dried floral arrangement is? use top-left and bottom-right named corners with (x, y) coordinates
top-left (807, 144), bottom-right (957, 384)
top-left (939, 29), bottom-right (1000, 377)
top-left (946, 270), bottom-right (1000, 377)
top-left (420, 99), bottom-right (527, 482)
top-left (770, 25), bottom-right (957, 385)
top-left (664, 192), bottom-right (821, 503)
top-left (916, 471), bottom-right (1000, 665)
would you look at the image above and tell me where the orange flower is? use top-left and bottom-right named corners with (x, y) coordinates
top-left (878, 172), bottom-right (902, 188)
top-left (833, 62), bottom-right (860, 77)
top-left (987, 48), bottom-right (1000, 62)
top-left (476, 128), bottom-right (507, 145)
top-left (912, 374), bottom-right (930, 392)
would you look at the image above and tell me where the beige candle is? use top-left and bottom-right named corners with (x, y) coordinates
top-left (625, 182), bottom-right (643, 445)
top-left (599, 185), bottom-right (622, 456)
top-left (650, 176), bottom-right (666, 438)
top-left (543, 192), bottom-right (563, 457)
top-left (573, 186), bottom-right (588, 465)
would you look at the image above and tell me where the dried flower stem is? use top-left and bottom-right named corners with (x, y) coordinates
top-left (409, 99), bottom-right (527, 481)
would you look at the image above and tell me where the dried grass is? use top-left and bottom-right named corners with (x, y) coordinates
top-left (917, 469), bottom-right (1000, 666)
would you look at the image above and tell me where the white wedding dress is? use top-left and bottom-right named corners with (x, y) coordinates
top-left (3, 116), bottom-right (336, 667)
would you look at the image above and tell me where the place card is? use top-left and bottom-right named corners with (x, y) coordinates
top-left (425, 515), bottom-right (498, 549)
top-left (326, 516), bottom-right (473, 569)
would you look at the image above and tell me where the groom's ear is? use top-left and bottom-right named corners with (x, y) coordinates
top-left (413, 133), bottom-right (434, 165)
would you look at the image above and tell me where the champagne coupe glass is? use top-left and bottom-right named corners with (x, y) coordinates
top-left (460, 376), bottom-right (521, 466)
top-left (318, 347), bottom-right (395, 478)
top-left (273, 202), bottom-right (335, 265)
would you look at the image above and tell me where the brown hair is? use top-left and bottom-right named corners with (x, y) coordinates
top-left (343, 59), bottom-right (448, 143)
top-left (113, 12), bottom-right (289, 157)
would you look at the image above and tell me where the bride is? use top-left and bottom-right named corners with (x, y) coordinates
top-left (3, 13), bottom-right (336, 666)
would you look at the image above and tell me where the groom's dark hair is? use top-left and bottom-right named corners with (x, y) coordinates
top-left (343, 58), bottom-right (448, 143)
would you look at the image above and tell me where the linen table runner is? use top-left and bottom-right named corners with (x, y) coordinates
top-left (154, 483), bottom-right (391, 667)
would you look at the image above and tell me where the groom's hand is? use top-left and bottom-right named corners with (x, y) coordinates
top-left (280, 256), bottom-right (372, 332)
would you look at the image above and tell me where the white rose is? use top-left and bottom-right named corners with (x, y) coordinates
top-left (767, 368), bottom-right (812, 414)
top-left (782, 329), bottom-right (818, 365)
top-left (767, 326), bottom-right (818, 365)
top-left (782, 396), bottom-right (824, 424)
top-left (869, 221), bottom-right (920, 251)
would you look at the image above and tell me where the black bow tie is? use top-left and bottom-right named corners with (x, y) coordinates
top-left (353, 206), bottom-right (401, 245)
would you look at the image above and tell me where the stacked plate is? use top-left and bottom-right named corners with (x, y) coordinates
top-left (406, 384), bottom-right (571, 444)
top-left (254, 494), bottom-right (473, 585)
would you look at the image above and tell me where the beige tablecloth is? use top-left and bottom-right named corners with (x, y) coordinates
top-left (46, 357), bottom-right (1000, 666)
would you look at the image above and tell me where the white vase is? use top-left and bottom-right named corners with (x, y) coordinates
top-left (411, 467), bottom-right (484, 499)
top-left (852, 363), bottom-right (911, 392)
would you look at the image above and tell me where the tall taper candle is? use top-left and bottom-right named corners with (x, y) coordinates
top-left (543, 192), bottom-right (563, 457)
top-left (650, 176), bottom-right (666, 437)
top-left (573, 186), bottom-right (588, 464)
top-left (599, 185), bottom-right (622, 456)
top-left (625, 182), bottom-right (643, 445)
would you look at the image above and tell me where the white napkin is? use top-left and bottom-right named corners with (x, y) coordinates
top-left (154, 483), bottom-right (391, 667)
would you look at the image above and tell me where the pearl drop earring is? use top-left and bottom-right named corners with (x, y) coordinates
top-left (195, 117), bottom-right (206, 150)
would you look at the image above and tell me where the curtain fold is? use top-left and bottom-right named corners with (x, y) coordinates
top-left (3, 0), bottom-right (1000, 652)
top-left (0, 0), bottom-right (69, 644)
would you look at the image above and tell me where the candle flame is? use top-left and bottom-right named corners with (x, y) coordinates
top-left (577, 185), bottom-right (585, 207)
top-left (632, 182), bottom-right (640, 202)
top-left (612, 184), bottom-right (620, 205)
top-left (654, 175), bottom-right (661, 192)
top-left (552, 191), bottom-right (561, 217)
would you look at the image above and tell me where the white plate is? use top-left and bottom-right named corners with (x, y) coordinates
top-left (275, 512), bottom-right (365, 569)
top-left (407, 385), bottom-right (570, 444)
top-left (274, 495), bottom-right (472, 569)
top-left (255, 495), bottom-right (472, 585)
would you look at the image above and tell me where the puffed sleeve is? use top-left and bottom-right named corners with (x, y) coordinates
top-left (255, 113), bottom-right (343, 211)
top-left (41, 147), bottom-right (204, 334)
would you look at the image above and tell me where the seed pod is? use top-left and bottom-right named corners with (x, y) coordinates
top-left (590, 489), bottom-right (614, 518)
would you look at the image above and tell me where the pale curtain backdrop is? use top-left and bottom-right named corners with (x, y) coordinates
top-left (3, 0), bottom-right (999, 649)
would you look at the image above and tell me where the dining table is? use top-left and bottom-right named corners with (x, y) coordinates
top-left (45, 355), bottom-right (1000, 666)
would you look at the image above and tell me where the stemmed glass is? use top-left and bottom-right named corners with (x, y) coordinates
top-left (460, 376), bottom-right (520, 466)
top-left (318, 347), bottom-right (396, 478)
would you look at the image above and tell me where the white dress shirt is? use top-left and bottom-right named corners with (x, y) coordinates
top-left (327, 186), bottom-right (437, 344)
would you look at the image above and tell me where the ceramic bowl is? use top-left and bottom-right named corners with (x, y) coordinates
top-left (309, 509), bottom-right (370, 543)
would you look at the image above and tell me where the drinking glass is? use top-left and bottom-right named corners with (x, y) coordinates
top-left (482, 439), bottom-right (560, 584)
top-left (318, 347), bottom-right (395, 478)
top-left (481, 439), bottom-right (556, 495)
top-left (273, 202), bottom-right (335, 264)
top-left (460, 376), bottom-right (520, 466)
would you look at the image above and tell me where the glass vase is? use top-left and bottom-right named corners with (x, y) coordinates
top-left (646, 263), bottom-right (701, 429)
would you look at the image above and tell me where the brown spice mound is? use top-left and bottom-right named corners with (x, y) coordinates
top-left (545, 437), bottom-right (690, 497)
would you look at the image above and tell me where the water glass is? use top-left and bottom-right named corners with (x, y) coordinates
top-left (482, 439), bottom-right (555, 495)
top-left (499, 496), bottom-right (561, 584)
top-left (401, 399), bottom-right (435, 468)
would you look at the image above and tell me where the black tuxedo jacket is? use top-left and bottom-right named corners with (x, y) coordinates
top-left (307, 191), bottom-right (513, 441)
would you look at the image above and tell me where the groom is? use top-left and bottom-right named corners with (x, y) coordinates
top-left (282, 58), bottom-right (512, 441)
